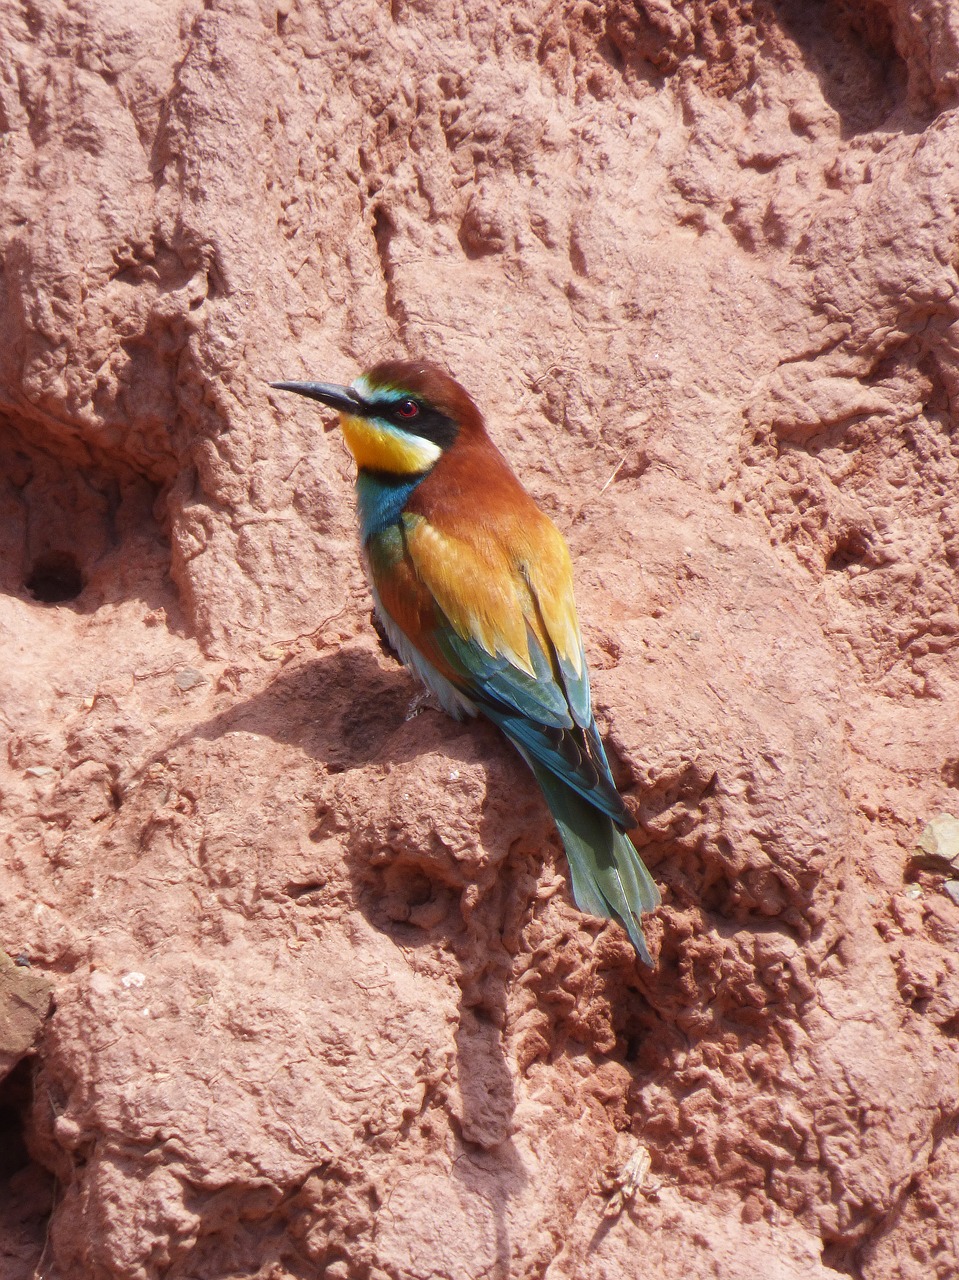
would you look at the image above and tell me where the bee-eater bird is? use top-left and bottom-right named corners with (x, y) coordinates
top-left (272, 360), bottom-right (660, 964)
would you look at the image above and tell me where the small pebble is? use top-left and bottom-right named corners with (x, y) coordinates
top-left (175, 668), bottom-right (208, 691)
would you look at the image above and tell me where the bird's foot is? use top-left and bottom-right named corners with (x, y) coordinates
top-left (405, 689), bottom-right (443, 720)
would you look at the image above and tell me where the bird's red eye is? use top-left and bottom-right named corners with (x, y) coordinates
top-left (396, 399), bottom-right (420, 419)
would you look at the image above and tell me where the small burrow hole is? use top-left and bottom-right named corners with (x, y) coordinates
top-left (0, 1058), bottom-right (34, 1179)
top-left (25, 552), bottom-right (85, 604)
top-left (827, 529), bottom-right (872, 573)
top-left (0, 1056), bottom-right (56, 1272)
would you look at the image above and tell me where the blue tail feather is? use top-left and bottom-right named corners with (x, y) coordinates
top-left (516, 748), bottom-right (660, 965)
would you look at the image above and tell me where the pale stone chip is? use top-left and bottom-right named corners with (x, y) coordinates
top-left (917, 814), bottom-right (959, 866)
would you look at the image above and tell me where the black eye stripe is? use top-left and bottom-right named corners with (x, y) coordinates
top-left (371, 399), bottom-right (459, 449)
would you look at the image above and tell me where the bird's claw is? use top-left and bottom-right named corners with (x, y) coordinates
top-left (405, 689), bottom-right (443, 720)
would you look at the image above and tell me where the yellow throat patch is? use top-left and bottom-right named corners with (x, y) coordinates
top-left (339, 413), bottom-right (441, 474)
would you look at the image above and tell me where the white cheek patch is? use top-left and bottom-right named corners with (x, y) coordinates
top-left (389, 427), bottom-right (442, 468)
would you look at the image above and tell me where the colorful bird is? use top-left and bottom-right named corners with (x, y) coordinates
top-left (272, 360), bottom-right (660, 963)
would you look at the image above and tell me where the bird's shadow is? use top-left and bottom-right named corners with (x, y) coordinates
top-left (185, 632), bottom-right (538, 784)
top-left (182, 641), bottom-right (530, 1252)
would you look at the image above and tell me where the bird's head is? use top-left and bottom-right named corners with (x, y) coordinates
top-left (272, 359), bottom-right (484, 476)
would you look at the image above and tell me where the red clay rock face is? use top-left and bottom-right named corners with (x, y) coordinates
top-left (2, 1), bottom-right (959, 1277)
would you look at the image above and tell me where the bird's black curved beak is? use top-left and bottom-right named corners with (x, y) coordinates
top-left (270, 381), bottom-right (364, 424)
